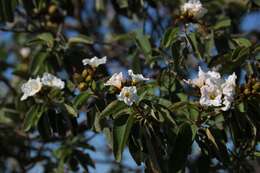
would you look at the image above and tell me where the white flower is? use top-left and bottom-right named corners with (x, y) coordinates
top-left (199, 83), bottom-right (222, 107)
top-left (221, 73), bottom-right (237, 111)
top-left (221, 73), bottom-right (237, 98)
top-left (41, 73), bottom-right (65, 89)
top-left (186, 67), bottom-right (237, 111)
top-left (128, 69), bottom-right (150, 82)
top-left (221, 96), bottom-right (232, 111)
top-left (21, 77), bottom-right (42, 101)
top-left (117, 86), bottom-right (138, 106)
top-left (20, 47), bottom-right (31, 58)
top-left (186, 67), bottom-right (222, 88)
top-left (82, 56), bottom-right (107, 67)
top-left (104, 72), bottom-right (124, 89)
top-left (181, 0), bottom-right (207, 19)
top-left (188, 66), bottom-right (208, 87)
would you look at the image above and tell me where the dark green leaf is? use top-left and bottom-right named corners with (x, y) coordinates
top-left (113, 114), bottom-right (134, 161)
top-left (29, 52), bottom-right (49, 75)
top-left (169, 123), bottom-right (194, 172)
top-left (73, 92), bottom-right (93, 109)
top-left (99, 100), bottom-right (127, 119)
top-left (135, 30), bottom-right (152, 56)
top-left (161, 27), bottom-right (179, 48)
top-left (23, 104), bottom-right (47, 131)
top-left (252, 0), bottom-right (260, 6)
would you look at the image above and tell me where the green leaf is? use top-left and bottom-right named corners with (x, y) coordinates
top-left (48, 88), bottom-right (64, 103)
top-left (209, 47), bottom-right (250, 73)
top-left (68, 35), bottom-right (94, 45)
top-left (205, 128), bottom-right (219, 151)
top-left (29, 52), bottom-right (49, 75)
top-left (169, 101), bottom-right (188, 111)
top-left (213, 18), bottom-right (231, 30)
top-left (74, 150), bottom-right (95, 170)
top-left (99, 100), bottom-right (127, 120)
top-left (169, 123), bottom-right (194, 172)
top-left (112, 108), bottom-right (131, 119)
top-left (0, 0), bottom-right (17, 22)
top-left (95, 0), bottom-right (105, 11)
top-left (53, 146), bottom-right (72, 161)
top-left (255, 151), bottom-right (260, 157)
top-left (64, 104), bottom-right (78, 117)
top-left (73, 92), bottom-right (93, 109)
top-left (113, 114), bottom-right (134, 161)
top-left (232, 38), bottom-right (252, 48)
top-left (116, 0), bottom-right (128, 8)
top-left (161, 27), bottom-right (179, 48)
top-left (157, 105), bottom-right (176, 126)
top-left (177, 93), bottom-right (188, 101)
top-left (187, 32), bottom-right (202, 59)
top-left (252, 0), bottom-right (260, 6)
top-left (237, 102), bottom-right (245, 113)
top-left (28, 33), bottom-right (54, 47)
top-left (23, 104), bottom-right (47, 131)
top-left (135, 30), bottom-right (152, 56)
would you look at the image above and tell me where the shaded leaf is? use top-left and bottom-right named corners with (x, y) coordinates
top-left (99, 100), bottom-right (127, 119)
top-left (23, 104), bottom-right (47, 131)
top-left (73, 92), bottom-right (93, 109)
top-left (68, 35), bottom-right (94, 45)
top-left (113, 114), bottom-right (134, 161)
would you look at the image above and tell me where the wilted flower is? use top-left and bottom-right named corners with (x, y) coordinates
top-left (117, 86), bottom-right (138, 106)
top-left (181, 0), bottom-right (207, 19)
top-left (21, 77), bottom-right (42, 101)
top-left (41, 73), bottom-right (65, 89)
top-left (128, 69), bottom-right (150, 82)
top-left (20, 47), bottom-right (31, 58)
top-left (82, 56), bottom-right (107, 68)
top-left (104, 72), bottom-right (124, 89)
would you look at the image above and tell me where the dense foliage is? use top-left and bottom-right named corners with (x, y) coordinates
top-left (0, 0), bottom-right (260, 172)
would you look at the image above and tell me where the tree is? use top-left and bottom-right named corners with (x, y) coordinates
top-left (0, 0), bottom-right (260, 172)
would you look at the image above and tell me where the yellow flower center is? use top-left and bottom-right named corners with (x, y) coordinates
top-left (209, 93), bottom-right (216, 100)
top-left (124, 92), bottom-right (130, 97)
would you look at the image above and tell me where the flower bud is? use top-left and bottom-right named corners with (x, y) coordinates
top-left (252, 82), bottom-right (260, 90)
top-left (48, 4), bottom-right (57, 14)
top-left (82, 69), bottom-right (89, 78)
top-left (243, 88), bottom-right (251, 95)
top-left (73, 73), bottom-right (83, 83)
top-left (85, 75), bottom-right (92, 82)
top-left (78, 82), bottom-right (88, 91)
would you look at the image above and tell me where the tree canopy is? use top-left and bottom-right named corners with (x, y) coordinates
top-left (0, 0), bottom-right (260, 172)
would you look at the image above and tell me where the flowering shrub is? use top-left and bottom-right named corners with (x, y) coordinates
top-left (0, 0), bottom-right (260, 172)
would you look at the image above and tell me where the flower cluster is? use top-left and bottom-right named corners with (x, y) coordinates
top-left (104, 70), bottom-right (150, 106)
top-left (21, 73), bottom-right (64, 101)
top-left (186, 67), bottom-right (237, 111)
top-left (181, 0), bottom-right (207, 19)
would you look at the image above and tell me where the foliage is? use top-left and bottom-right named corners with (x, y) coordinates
top-left (0, 0), bottom-right (260, 172)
